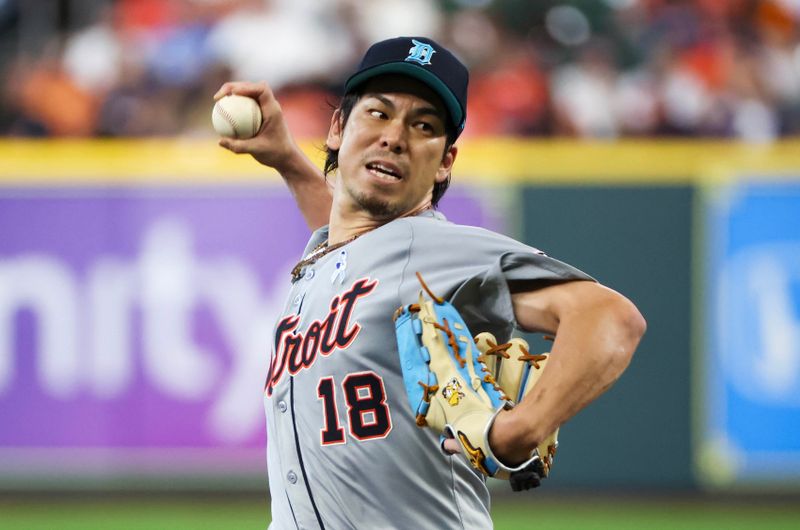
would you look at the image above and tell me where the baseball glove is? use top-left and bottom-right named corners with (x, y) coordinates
top-left (393, 273), bottom-right (556, 491)
top-left (475, 332), bottom-right (558, 490)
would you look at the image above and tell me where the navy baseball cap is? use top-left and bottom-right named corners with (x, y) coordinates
top-left (344, 36), bottom-right (469, 136)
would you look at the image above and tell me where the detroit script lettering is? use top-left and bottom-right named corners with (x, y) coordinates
top-left (265, 278), bottom-right (378, 396)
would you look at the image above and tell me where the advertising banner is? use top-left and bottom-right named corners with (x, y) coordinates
top-left (700, 180), bottom-right (800, 486)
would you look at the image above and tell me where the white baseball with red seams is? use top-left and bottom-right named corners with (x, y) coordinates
top-left (212, 95), bottom-right (262, 139)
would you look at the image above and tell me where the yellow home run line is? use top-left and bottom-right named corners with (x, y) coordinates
top-left (2, 138), bottom-right (800, 185)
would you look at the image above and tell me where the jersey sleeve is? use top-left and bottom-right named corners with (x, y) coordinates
top-left (398, 217), bottom-right (594, 342)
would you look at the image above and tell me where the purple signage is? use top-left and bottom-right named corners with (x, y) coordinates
top-left (0, 185), bottom-right (499, 479)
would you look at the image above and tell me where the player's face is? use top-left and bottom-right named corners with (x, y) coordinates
top-left (326, 75), bottom-right (457, 220)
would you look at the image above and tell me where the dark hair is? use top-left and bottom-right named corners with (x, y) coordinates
top-left (323, 91), bottom-right (458, 208)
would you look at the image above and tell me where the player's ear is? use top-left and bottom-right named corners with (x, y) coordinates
top-left (326, 109), bottom-right (343, 150)
top-left (435, 145), bottom-right (457, 184)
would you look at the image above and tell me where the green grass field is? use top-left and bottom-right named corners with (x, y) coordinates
top-left (1, 493), bottom-right (799, 530)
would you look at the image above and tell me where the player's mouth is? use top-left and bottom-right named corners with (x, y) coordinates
top-left (366, 161), bottom-right (403, 181)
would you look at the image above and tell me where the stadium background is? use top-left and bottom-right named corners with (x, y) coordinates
top-left (1, 0), bottom-right (799, 528)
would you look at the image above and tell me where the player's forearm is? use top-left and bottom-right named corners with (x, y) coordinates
top-left (275, 147), bottom-right (333, 230)
top-left (490, 294), bottom-right (645, 464)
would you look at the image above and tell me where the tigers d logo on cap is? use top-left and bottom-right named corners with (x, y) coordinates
top-left (405, 39), bottom-right (436, 66)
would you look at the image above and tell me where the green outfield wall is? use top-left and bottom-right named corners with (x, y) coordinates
top-left (518, 186), bottom-right (695, 488)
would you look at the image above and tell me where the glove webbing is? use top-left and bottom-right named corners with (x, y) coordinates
top-left (414, 272), bottom-right (506, 397)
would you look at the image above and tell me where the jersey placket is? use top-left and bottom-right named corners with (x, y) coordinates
top-left (269, 266), bottom-right (327, 529)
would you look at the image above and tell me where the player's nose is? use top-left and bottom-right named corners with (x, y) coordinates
top-left (378, 119), bottom-right (407, 154)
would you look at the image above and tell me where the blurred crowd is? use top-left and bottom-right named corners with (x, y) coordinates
top-left (1, 0), bottom-right (799, 141)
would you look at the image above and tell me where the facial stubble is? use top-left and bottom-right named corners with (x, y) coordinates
top-left (346, 181), bottom-right (408, 220)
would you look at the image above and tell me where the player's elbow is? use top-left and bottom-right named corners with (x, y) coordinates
top-left (603, 294), bottom-right (646, 371)
top-left (628, 303), bottom-right (647, 344)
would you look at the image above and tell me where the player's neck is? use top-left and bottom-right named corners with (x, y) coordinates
top-left (328, 196), bottom-right (432, 245)
top-left (327, 210), bottom-right (384, 246)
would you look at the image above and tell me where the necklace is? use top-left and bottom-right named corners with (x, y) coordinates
top-left (291, 205), bottom-right (433, 282)
top-left (290, 233), bottom-right (362, 282)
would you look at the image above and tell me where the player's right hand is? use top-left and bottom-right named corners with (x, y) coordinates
top-left (214, 81), bottom-right (301, 174)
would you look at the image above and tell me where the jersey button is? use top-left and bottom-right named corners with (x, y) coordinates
top-left (292, 294), bottom-right (303, 306)
top-left (287, 471), bottom-right (297, 484)
top-left (304, 269), bottom-right (315, 280)
top-left (278, 400), bottom-right (287, 413)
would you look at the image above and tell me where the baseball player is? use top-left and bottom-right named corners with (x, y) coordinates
top-left (216, 37), bottom-right (645, 529)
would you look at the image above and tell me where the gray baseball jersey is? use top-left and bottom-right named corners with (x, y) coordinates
top-left (265, 210), bottom-right (592, 529)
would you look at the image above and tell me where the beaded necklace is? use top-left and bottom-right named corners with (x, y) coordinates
top-left (291, 204), bottom-right (433, 282)
top-left (290, 233), bottom-right (363, 282)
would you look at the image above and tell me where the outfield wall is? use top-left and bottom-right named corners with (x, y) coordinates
top-left (1, 139), bottom-right (798, 491)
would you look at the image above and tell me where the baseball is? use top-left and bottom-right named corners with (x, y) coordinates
top-left (212, 95), bottom-right (262, 139)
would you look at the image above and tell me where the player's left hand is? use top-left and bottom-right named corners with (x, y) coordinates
top-left (442, 438), bottom-right (461, 454)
